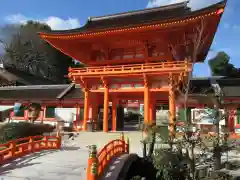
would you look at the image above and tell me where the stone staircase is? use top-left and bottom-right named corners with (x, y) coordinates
top-left (73, 131), bottom-right (144, 156)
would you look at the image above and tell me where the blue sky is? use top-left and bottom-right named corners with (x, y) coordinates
top-left (0, 0), bottom-right (239, 77)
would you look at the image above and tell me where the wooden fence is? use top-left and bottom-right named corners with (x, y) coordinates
top-left (0, 135), bottom-right (61, 164)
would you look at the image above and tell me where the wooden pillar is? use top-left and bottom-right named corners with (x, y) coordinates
top-left (169, 87), bottom-right (176, 136)
top-left (83, 90), bottom-right (89, 131)
top-left (89, 105), bottom-right (93, 120)
top-left (112, 98), bottom-right (117, 131)
top-left (92, 100), bottom-right (98, 122)
top-left (149, 98), bottom-right (156, 125)
top-left (103, 87), bottom-right (109, 132)
top-left (144, 86), bottom-right (150, 125)
top-left (149, 99), bottom-right (153, 125)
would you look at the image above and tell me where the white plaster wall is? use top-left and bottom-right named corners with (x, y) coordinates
top-left (55, 108), bottom-right (76, 123)
top-left (10, 120), bottom-right (57, 126)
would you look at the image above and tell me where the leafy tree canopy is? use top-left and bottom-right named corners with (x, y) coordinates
top-left (1, 20), bottom-right (78, 83)
top-left (208, 51), bottom-right (240, 77)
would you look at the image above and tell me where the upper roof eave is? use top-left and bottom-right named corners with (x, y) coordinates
top-left (89, 1), bottom-right (189, 21)
top-left (38, 0), bottom-right (226, 36)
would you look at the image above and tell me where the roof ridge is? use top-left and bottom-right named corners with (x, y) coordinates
top-left (56, 83), bottom-right (75, 100)
top-left (0, 84), bottom-right (70, 90)
top-left (89, 1), bottom-right (189, 22)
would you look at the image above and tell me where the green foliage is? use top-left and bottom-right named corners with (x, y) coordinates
top-left (208, 51), bottom-right (239, 77)
top-left (141, 124), bottom-right (188, 180)
top-left (2, 20), bottom-right (75, 83)
top-left (0, 122), bottom-right (55, 144)
top-left (153, 150), bottom-right (188, 180)
top-left (130, 176), bottom-right (142, 180)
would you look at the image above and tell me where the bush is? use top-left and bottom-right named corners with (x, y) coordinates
top-left (0, 122), bottom-right (55, 144)
top-left (153, 150), bottom-right (188, 180)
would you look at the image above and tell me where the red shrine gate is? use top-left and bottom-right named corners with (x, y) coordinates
top-left (39, 1), bottom-right (226, 133)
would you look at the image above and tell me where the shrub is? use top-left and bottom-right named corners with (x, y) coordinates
top-left (0, 122), bottom-right (55, 144)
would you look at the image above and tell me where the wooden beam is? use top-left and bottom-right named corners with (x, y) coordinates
top-left (88, 56), bottom-right (172, 66)
top-left (90, 87), bottom-right (169, 93)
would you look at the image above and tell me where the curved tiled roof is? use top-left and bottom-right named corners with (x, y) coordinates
top-left (39, 0), bottom-right (226, 35)
top-left (0, 84), bottom-right (83, 101)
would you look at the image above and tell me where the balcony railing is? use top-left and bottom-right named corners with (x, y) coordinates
top-left (68, 61), bottom-right (192, 77)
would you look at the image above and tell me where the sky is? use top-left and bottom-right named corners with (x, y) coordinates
top-left (0, 0), bottom-right (239, 77)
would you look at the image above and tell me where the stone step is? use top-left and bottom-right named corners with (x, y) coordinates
top-left (73, 131), bottom-right (144, 155)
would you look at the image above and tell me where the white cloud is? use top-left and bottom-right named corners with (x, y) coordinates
top-left (223, 23), bottom-right (230, 29)
top-left (233, 24), bottom-right (240, 30)
top-left (4, 13), bottom-right (80, 30)
top-left (147, 0), bottom-right (222, 10)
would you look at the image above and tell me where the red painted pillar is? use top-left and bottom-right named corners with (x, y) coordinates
top-left (83, 90), bottom-right (89, 131)
top-left (112, 98), bottom-right (118, 132)
top-left (149, 98), bottom-right (156, 125)
top-left (103, 87), bottom-right (109, 132)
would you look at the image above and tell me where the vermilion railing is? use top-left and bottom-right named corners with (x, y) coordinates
top-left (87, 132), bottom-right (129, 180)
top-left (0, 135), bottom-right (61, 165)
top-left (69, 61), bottom-right (192, 77)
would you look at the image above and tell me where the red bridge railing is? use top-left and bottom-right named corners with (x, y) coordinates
top-left (0, 135), bottom-right (61, 164)
top-left (87, 132), bottom-right (129, 180)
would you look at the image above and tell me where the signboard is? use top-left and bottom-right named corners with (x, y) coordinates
top-left (13, 102), bottom-right (22, 114)
top-left (191, 108), bottom-right (225, 125)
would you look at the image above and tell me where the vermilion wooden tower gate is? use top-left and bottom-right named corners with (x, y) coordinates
top-left (39, 1), bottom-right (226, 133)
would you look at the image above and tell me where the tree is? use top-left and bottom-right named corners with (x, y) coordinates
top-left (208, 51), bottom-right (239, 77)
top-left (1, 21), bottom-right (75, 83)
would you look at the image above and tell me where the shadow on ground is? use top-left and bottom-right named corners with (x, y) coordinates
top-left (0, 145), bottom-right (82, 176)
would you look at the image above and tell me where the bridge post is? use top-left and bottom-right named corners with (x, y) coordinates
top-left (9, 141), bottom-right (16, 158)
top-left (56, 132), bottom-right (62, 149)
top-left (43, 136), bottom-right (47, 149)
top-left (126, 137), bottom-right (130, 153)
top-left (87, 145), bottom-right (98, 180)
top-left (120, 132), bottom-right (125, 153)
top-left (120, 132), bottom-right (124, 141)
top-left (29, 136), bottom-right (34, 153)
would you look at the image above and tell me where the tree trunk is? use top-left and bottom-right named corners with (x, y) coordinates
top-left (188, 145), bottom-right (196, 180)
top-left (214, 124), bottom-right (221, 170)
top-left (214, 103), bottom-right (221, 170)
top-left (213, 145), bottom-right (221, 170)
top-left (143, 141), bottom-right (147, 158)
top-left (147, 132), bottom-right (156, 157)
